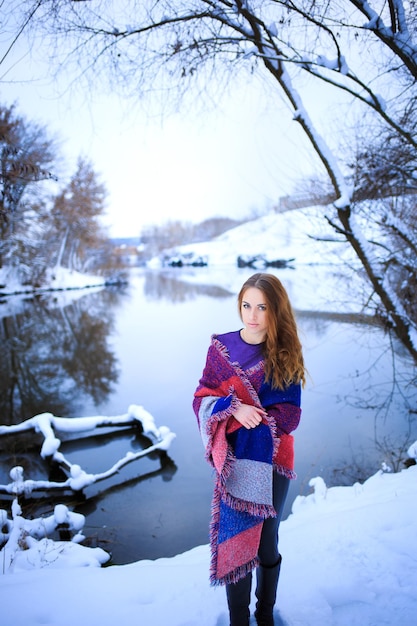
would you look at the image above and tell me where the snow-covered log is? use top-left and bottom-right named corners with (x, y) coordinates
top-left (0, 405), bottom-right (176, 495)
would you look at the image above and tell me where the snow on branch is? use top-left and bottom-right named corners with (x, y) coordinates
top-left (315, 54), bottom-right (349, 75)
top-left (1, 497), bottom-right (111, 574)
top-left (276, 64), bottom-right (352, 206)
top-left (0, 405), bottom-right (176, 495)
top-left (359, 0), bottom-right (408, 36)
top-left (354, 0), bottom-right (417, 59)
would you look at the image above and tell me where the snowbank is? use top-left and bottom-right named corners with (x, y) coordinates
top-left (1, 462), bottom-right (416, 626)
top-left (149, 208), bottom-right (353, 269)
top-left (0, 265), bottom-right (106, 297)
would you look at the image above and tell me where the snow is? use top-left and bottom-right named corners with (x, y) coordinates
top-left (1, 207), bottom-right (361, 317)
top-left (149, 208), bottom-right (369, 316)
top-left (0, 265), bottom-right (106, 297)
top-left (0, 460), bottom-right (416, 625)
top-left (1, 214), bottom-right (417, 625)
top-left (0, 406), bottom-right (176, 495)
top-left (149, 208), bottom-right (348, 269)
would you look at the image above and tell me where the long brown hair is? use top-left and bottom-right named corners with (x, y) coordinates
top-left (238, 273), bottom-right (306, 389)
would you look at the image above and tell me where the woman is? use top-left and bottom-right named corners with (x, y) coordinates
top-left (193, 273), bottom-right (305, 626)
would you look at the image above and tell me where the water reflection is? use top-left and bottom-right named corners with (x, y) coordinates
top-left (0, 289), bottom-right (121, 425)
top-left (143, 269), bottom-right (232, 301)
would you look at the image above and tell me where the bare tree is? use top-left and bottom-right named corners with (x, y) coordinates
top-left (0, 104), bottom-right (112, 284)
top-left (0, 104), bottom-right (57, 278)
top-left (7, 0), bottom-right (417, 359)
top-left (48, 157), bottom-right (109, 273)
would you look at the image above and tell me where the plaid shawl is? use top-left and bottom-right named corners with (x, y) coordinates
top-left (193, 335), bottom-right (301, 586)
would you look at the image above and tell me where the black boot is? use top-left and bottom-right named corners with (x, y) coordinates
top-left (226, 573), bottom-right (252, 626)
top-left (254, 555), bottom-right (282, 626)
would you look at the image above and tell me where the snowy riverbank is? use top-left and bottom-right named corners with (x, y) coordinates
top-left (1, 454), bottom-right (416, 626)
top-left (0, 265), bottom-right (107, 297)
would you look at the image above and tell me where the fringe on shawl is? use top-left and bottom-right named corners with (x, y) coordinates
top-left (220, 490), bottom-right (277, 519)
top-left (274, 463), bottom-right (297, 480)
top-left (212, 335), bottom-right (265, 409)
top-left (209, 476), bottom-right (222, 585)
top-left (203, 393), bottom-right (241, 470)
top-left (265, 411), bottom-right (280, 462)
top-left (211, 556), bottom-right (260, 587)
top-left (265, 405), bottom-right (298, 479)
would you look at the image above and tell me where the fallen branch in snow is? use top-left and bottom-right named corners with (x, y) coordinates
top-left (0, 404), bottom-right (176, 495)
top-left (1, 498), bottom-right (111, 574)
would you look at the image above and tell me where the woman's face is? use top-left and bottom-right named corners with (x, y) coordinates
top-left (240, 287), bottom-right (269, 343)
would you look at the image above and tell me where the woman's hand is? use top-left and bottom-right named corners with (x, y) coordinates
top-left (233, 404), bottom-right (267, 429)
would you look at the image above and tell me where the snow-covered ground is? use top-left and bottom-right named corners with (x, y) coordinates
top-left (1, 211), bottom-right (417, 625)
top-left (149, 207), bottom-right (352, 269)
top-left (1, 455), bottom-right (416, 626)
top-left (0, 265), bottom-right (106, 297)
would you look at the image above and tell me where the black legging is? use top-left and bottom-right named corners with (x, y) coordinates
top-left (257, 472), bottom-right (290, 567)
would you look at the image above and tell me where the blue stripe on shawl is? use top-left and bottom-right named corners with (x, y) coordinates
top-left (258, 380), bottom-right (301, 407)
top-left (217, 499), bottom-right (263, 544)
top-left (213, 395), bottom-right (233, 414)
top-left (227, 423), bottom-right (273, 464)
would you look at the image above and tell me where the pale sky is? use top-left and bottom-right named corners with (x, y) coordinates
top-left (1, 19), bottom-right (328, 238)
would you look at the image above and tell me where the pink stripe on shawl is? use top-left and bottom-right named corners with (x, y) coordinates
top-left (216, 523), bottom-right (263, 580)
